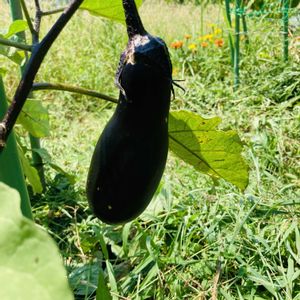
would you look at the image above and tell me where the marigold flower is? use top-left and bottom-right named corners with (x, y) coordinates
top-left (204, 34), bottom-right (214, 41)
top-left (188, 43), bottom-right (197, 50)
top-left (170, 41), bottom-right (183, 49)
top-left (214, 28), bottom-right (222, 35)
top-left (184, 34), bottom-right (192, 40)
top-left (200, 41), bottom-right (209, 48)
top-left (214, 38), bottom-right (224, 47)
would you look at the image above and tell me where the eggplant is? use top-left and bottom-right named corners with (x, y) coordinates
top-left (86, 0), bottom-right (173, 224)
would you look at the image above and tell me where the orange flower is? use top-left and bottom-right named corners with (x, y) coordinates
top-left (214, 38), bottom-right (224, 47)
top-left (184, 34), bottom-right (192, 40)
top-left (200, 41), bottom-right (209, 48)
top-left (170, 41), bottom-right (183, 49)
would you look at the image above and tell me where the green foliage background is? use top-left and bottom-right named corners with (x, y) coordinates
top-left (0, 0), bottom-right (299, 299)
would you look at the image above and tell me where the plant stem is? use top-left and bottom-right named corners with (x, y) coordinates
top-left (241, 1), bottom-right (249, 46)
top-left (0, 37), bottom-right (32, 52)
top-left (241, 14), bottom-right (249, 46)
top-left (20, 0), bottom-right (36, 37)
top-left (282, 0), bottom-right (289, 62)
top-left (123, 0), bottom-right (146, 38)
top-left (9, 0), bottom-right (45, 189)
top-left (33, 0), bottom-right (42, 44)
top-left (0, 77), bottom-right (33, 220)
top-left (234, 0), bottom-right (241, 90)
top-left (224, 0), bottom-right (234, 67)
top-left (0, 0), bottom-right (84, 151)
top-left (42, 8), bottom-right (66, 16)
top-left (32, 82), bottom-right (118, 104)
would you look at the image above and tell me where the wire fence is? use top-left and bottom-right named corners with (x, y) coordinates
top-left (224, 0), bottom-right (299, 88)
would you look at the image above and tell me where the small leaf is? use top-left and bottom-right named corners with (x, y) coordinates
top-left (0, 182), bottom-right (74, 300)
top-left (247, 268), bottom-right (278, 296)
top-left (18, 147), bottom-right (43, 194)
top-left (96, 268), bottom-right (112, 300)
top-left (69, 263), bottom-right (100, 296)
top-left (0, 67), bottom-right (7, 76)
top-left (168, 110), bottom-right (249, 191)
top-left (17, 99), bottom-right (50, 138)
top-left (3, 20), bottom-right (29, 39)
top-left (32, 148), bottom-right (52, 163)
top-left (80, 0), bottom-right (143, 23)
top-left (0, 43), bottom-right (25, 65)
top-left (106, 260), bottom-right (118, 300)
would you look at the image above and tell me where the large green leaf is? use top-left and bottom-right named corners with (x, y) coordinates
top-left (80, 0), bottom-right (143, 23)
top-left (168, 110), bottom-right (249, 191)
top-left (17, 99), bottom-right (50, 138)
top-left (0, 182), bottom-right (74, 300)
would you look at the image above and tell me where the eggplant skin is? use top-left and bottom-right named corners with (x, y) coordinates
top-left (86, 35), bottom-right (172, 224)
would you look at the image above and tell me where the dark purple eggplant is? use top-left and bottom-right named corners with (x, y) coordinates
top-left (86, 0), bottom-right (173, 224)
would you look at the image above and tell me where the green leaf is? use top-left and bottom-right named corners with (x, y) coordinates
top-left (0, 182), bottom-right (74, 300)
top-left (80, 0), bottom-right (143, 23)
top-left (0, 20), bottom-right (28, 65)
top-left (168, 110), bottom-right (249, 191)
top-left (96, 268), bottom-right (112, 300)
top-left (69, 263), bottom-right (100, 296)
top-left (0, 67), bottom-right (7, 76)
top-left (18, 147), bottom-right (43, 194)
top-left (0, 42), bottom-right (25, 65)
top-left (3, 20), bottom-right (29, 39)
top-left (17, 99), bottom-right (50, 138)
top-left (106, 260), bottom-right (118, 300)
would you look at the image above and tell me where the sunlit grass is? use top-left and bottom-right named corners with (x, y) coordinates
top-left (1, 0), bottom-right (300, 299)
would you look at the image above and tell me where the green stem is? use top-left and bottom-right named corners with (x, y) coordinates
top-left (234, 0), bottom-right (241, 90)
top-left (0, 77), bottom-right (33, 220)
top-left (282, 0), bottom-right (289, 62)
top-left (32, 82), bottom-right (118, 104)
top-left (241, 15), bottom-right (249, 46)
top-left (241, 1), bottom-right (249, 46)
top-left (0, 37), bottom-right (32, 52)
top-left (29, 135), bottom-right (46, 189)
top-left (20, 0), bottom-right (35, 37)
top-left (224, 0), bottom-right (234, 67)
top-left (9, 0), bottom-right (45, 189)
top-left (225, 0), bottom-right (232, 24)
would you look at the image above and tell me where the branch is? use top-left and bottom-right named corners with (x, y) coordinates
top-left (20, 0), bottom-right (36, 37)
top-left (42, 8), bottom-right (67, 17)
top-left (0, 0), bottom-right (84, 151)
top-left (33, 0), bottom-right (42, 44)
top-left (0, 36), bottom-right (32, 52)
top-left (32, 83), bottom-right (118, 104)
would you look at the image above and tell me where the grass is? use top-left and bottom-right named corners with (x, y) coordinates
top-left (1, 0), bottom-right (300, 299)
